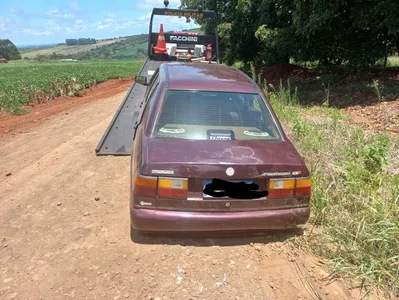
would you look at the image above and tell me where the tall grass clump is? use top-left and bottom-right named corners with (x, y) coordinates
top-left (265, 78), bottom-right (399, 296)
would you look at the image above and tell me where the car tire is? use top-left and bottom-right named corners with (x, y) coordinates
top-left (130, 225), bottom-right (139, 241)
top-left (130, 225), bottom-right (148, 242)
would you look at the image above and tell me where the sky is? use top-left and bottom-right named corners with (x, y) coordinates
top-left (1, 0), bottom-right (199, 46)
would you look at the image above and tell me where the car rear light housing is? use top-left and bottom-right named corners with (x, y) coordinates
top-left (268, 177), bottom-right (311, 198)
top-left (158, 177), bottom-right (188, 199)
top-left (132, 171), bottom-right (189, 200)
top-left (133, 172), bottom-right (157, 197)
top-left (295, 178), bottom-right (312, 196)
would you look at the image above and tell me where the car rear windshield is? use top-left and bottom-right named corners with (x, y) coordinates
top-left (153, 90), bottom-right (282, 141)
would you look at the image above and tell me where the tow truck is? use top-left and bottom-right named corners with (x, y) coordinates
top-left (95, 2), bottom-right (219, 156)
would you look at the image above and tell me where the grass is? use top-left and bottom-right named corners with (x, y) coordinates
top-left (263, 79), bottom-right (399, 297)
top-left (375, 56), bottom-right (399, 69)
top-left (281, 56), bottom-right (399, 109)
top-left (0, 60), bottom-right (143, 114)
top-left (290, 56), bottom-right (399, 70)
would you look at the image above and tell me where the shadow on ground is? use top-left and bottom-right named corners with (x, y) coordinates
top-left (130, 227), bottom-right (304, 246)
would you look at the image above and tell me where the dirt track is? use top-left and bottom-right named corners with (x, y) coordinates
top-left (0, 86), bottom-right (361, 300)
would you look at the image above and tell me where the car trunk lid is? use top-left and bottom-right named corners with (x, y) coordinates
top-left (138, 138), bottom-right (309, 212)
top-left (142, 138), bottom-right (307, 178)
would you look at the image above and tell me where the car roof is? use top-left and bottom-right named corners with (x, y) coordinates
top-left (161, 63), bottom-right (261, 93)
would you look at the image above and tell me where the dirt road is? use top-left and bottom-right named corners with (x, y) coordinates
top-left (1, 88), bottom-right (360, 300)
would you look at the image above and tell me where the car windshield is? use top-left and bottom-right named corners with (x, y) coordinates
top-left (153, 90), bottom-right (282, 141)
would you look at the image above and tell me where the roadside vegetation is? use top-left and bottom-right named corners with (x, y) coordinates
top-left (261, 75), bottom-right (399, 297)
top-left (0, 60), bottom-right (142, 114)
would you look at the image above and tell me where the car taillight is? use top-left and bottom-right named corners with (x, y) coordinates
top-left (268, 177), bottom-right (311, 198)
top-left (158, 178), bottom-right (188, 199)
top-left (268, 179), bottom-right (295, 198)
top-left (295, 178), bottom-right (312, 196)
top-left (134, 173), bottom-right (157, 197)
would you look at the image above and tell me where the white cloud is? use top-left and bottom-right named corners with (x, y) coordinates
top-left (9, 7), bottom-right (24, 14)
top-left (20, 19), bottom-right (64, 37)
top-left (15, 8), bottom-right (143, 39)
top-left (138, 0), bottom-right (180, 9)
top-left (47, 20), bottom-right (62, 31)
top-left (63, 14), bottom-right (75, 20)
top-left (46, 9), bottom-right (60, 16)
top-left (97, 20), bottom-right (112, 30)
top-left (139, 12), bottom-right (151, 21)
top-left (112, 20), bottom-right (140, 31)
top-left (97, 24), bottom-right (111, 30)
top-left (46, 9), bottom-right (75, 19)
top-left (0, 17), bottom-right (9, 32)
top-left (151, 15), bottom-right (197, 29)
top-left (69, 2), bottom-right (80, 10)
top-left (23, 28), bottom-right (51, 36)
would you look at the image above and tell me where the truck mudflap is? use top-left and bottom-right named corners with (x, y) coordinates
top-left (95, 58), bottom-right (163, 156)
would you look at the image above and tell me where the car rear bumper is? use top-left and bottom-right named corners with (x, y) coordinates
top-left (130, 206), bottom-right (310, 232)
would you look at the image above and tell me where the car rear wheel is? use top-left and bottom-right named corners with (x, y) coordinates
top-left (130, 225), bottom-right (145, 242)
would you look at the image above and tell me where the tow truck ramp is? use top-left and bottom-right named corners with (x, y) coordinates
top-left (95, 58), bottom-right (163, 156)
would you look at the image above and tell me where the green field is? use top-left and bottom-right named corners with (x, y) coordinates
top-left (111, 42), bottom-right (148, 59)
top-left (20, 38), bottom-right (127, 59)
top-left (0, 60), bottom-right (143, 114)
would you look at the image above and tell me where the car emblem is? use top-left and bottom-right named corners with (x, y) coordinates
top-left (226, 167), bottom-right (235, 176)
top-left (151, 169), bottom-right (174, 175)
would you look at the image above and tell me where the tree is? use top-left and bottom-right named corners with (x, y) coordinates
top-left (0, 39), bottom-right (21, 60)
top-left (65, 38), bottom-right (96, 45)
top-left (180, 0), bottom-right (399, 71)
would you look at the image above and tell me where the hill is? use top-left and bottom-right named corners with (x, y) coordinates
top-left (20, 38), bottom-right (128, 59)
top-left (77, 34), bottom-right (148, 60)
top-left (19, 28), bottom-right (202, 61)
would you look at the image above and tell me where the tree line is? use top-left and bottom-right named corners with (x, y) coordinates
top-left (181, 0), bottom-right (399, 71)
top-left (65, 38), bottom-right (96, 45)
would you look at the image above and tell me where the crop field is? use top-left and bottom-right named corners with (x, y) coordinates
top-left (0, 60), bottom-right (143, 114)
top-left (111, 42), bottom-right (148, 59)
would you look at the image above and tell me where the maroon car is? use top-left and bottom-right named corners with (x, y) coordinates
top-left (130, 62), bottom-right (311, 235)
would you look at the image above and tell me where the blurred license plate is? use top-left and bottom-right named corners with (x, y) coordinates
top-left (203, 180), bottom-right (252, 198)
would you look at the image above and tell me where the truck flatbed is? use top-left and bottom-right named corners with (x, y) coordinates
top-left (95, 58), bottom-right (164, 156)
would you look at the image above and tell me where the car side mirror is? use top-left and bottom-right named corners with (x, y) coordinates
top-left (136, 75), bottom-right (148, 85)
